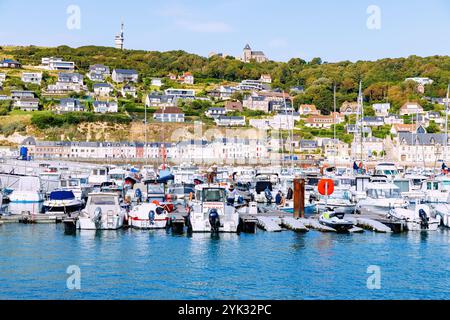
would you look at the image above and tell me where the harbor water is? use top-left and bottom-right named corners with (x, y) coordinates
top-left (0, 222), bottom-right (448, 300)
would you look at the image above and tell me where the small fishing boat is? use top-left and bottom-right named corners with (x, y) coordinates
top-left (388, 204), bottom-right (440, 231)
top-left (43, 190), bottom-right (83, 214)
top-left (128, 202), bottom-right (169, 229)
top-left (187, 184), bottom-right (239, 233)
top-left (77, 192), bottom-right (127, 230)
top-left (356, 182), bottom-right (409, 215)
top-left (318, 209), bottom-right (354, 233)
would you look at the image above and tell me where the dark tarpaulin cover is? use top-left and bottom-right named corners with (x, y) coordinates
top-left (50, 190), bottom-right (75, 200)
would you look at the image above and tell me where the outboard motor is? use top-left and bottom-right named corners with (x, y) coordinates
top-left (208, 209), bottom-right (221, 233)
top-left (93, 207), bottom-right (102, 228)
top-left (309, 193), bottom-right (319, 204)
top-left (418, 209), bottom-right (429, 229)
top-left (149, 210), bottom-right (155, 225)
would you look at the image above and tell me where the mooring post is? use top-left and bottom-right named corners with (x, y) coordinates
top-left (294, 178), bottom-right (305, 219)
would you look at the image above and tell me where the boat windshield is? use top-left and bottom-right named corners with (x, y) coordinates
top-left (201, 188), bottom-right (226, 202)
top-left (426, 181), bottom-right (440, 190)
top-left (394, 180), bottom-right (410, 193)
top-left (328, 190), bottom-right (352, 200)
top-left (379, 169), bottom-right (398, 175)
top-left (367, 187), bottom-right (400, 199)
top-left (90, 196), bottom-right (116, 205)
top-left (110, 174), bottom-right (125, 180)
top-left (441, 180), bottom-right (450, 190)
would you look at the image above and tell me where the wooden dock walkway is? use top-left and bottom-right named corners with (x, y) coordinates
top-left (0, 213), bottom-right (66, 224)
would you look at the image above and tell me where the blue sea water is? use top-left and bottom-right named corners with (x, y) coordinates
top-left (0, 223), bottom-right (448, 300)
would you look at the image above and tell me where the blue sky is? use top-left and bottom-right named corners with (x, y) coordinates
top-left (0, 0), bottom-right (449, 62)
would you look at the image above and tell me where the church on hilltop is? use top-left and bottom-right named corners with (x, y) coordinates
top-left (241, 44), bottom-right (268, 63)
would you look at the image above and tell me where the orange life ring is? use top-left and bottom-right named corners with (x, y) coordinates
top-left (318, 179), bottom-right (334, 196)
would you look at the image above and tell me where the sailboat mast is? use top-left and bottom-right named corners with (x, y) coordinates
top-left (358, 81), bottom-right (364, 163)
top-left (333, 84), bottom-right (337, 168)
top-left (445, 84), bottom-right (449, 163)
top-left (282, 91), bottom-right (294, 170)
top-left (144, 102), bottom-right (148, 166)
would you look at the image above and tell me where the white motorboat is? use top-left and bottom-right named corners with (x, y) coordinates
top-left (188, 184), bottom-right (239, 233)
top-left (43, 190), bottom-right (83, 214)
top-left (9, 176), bottom-right (44, 205)
top-left (420, 180), bottom-right (449, 203)
top-left (393, 178), bottom-right (425, 202)
top-left (356, 182), bottom-right (409, 215)
top-left (108, 168), bottom-right (129, 188)
top-left (374, 163), bottom-right (400, 181)
top-left (388, 204), bottom-right (440, 231)
top-left (253, 177), bottom-right (279, 203)
top-left (316, 189), bottom-right (356, 215)
top-left (88, 166), bottom-right (110, 187)
top-left (77, 192), bottom-right (127, 230)
top-left (59, 177), bottom-right (91, 201)
top-left (128, 202), bottom-right (169, 229)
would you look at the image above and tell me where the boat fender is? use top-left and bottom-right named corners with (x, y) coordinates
top-left (156, 207), bottom-right (164, 215)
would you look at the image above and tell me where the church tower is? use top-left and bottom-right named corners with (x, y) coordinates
top-left (115, 22), bottom-right (124, 50)
top-left (243, 44), bottom-right (252, 63)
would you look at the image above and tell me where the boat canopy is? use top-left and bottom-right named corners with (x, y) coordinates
top-left (50, 190), bottom-right (75, 200)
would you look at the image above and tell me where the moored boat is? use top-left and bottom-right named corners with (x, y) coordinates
top-left (128, 202), bottom-right (169, 229)
top-left (43, 190), bottom-right (83, 214)
top-left (77, 192), bottom-right (127, 230)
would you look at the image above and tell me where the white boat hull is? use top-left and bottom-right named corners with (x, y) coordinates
top-left (129, 217), bottom-right (168, 229)
top-left (389, 205), bottom-right (440, 231)
top-left (190, 217), bottom-right (239, 233)
top-left (9, 191), bottom-right (43, 204)
top-left (432, 204), bottom-right (450, 227)
top-left (77, 215), bottom-right (125, 230)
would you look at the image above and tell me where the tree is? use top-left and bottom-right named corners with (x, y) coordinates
top-left (427, 120), bottom-right (440, 133)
